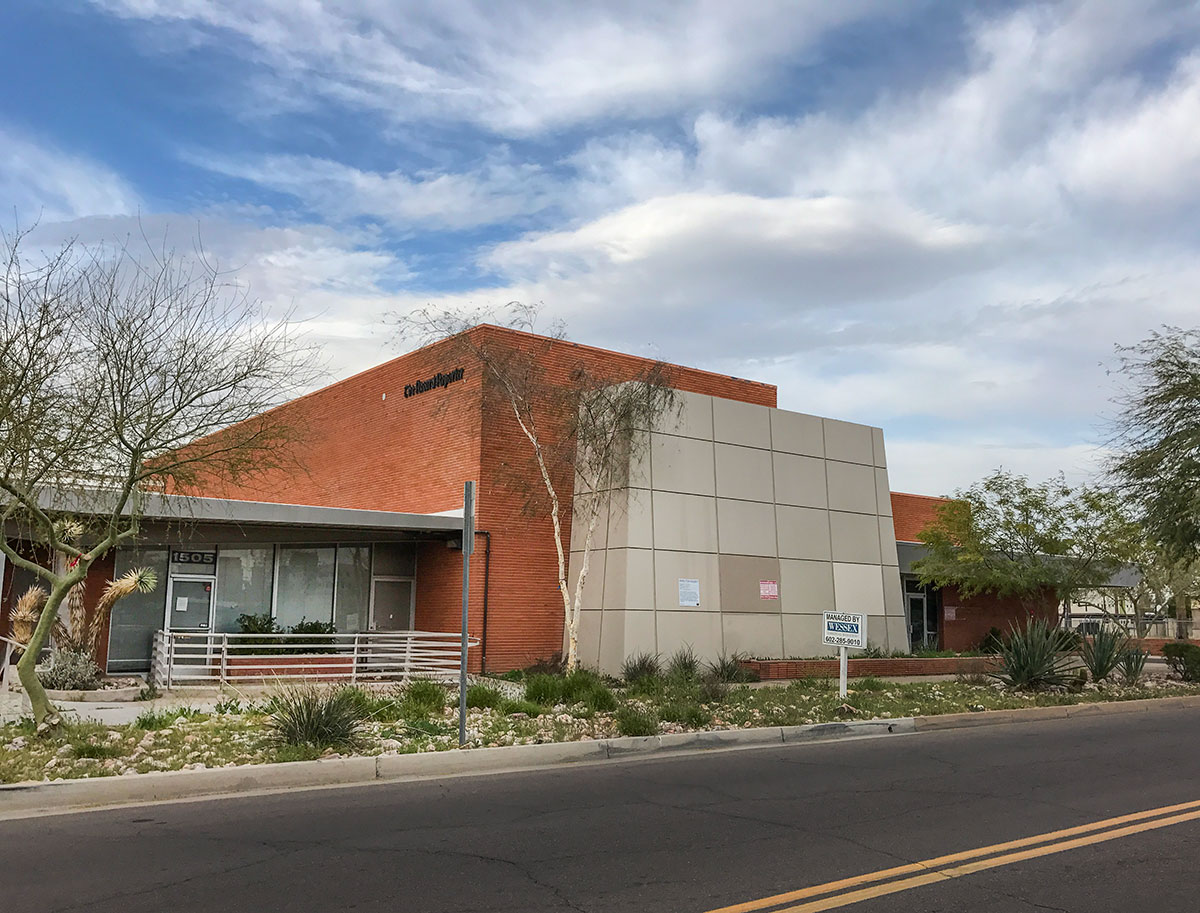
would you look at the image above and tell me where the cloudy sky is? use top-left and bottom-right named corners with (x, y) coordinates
top-left (3, 1), bottom-right (1198, 495)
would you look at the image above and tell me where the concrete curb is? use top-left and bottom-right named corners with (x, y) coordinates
top-left (913, 693), bottom-right (1200, 732)
top-left (0, 717), bottom-right (913, 816)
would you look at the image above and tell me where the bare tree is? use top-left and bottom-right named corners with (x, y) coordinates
top-left (391, 304), bottom-right (676, 671)
top-left (0, 228), bottom-right (318, 728)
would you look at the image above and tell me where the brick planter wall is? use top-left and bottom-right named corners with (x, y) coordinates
top-left (1139, 638), bottom-right (1200, 656)
top-left (225, 654), bottom-right (354, 679)
top-left (741, 655), bottom-right (999, 680)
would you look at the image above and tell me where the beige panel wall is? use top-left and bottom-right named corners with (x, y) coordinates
top-left (653, 550), bottom-right (721, 612)
top-left (718, 555), bottom-right (782, 613)
top-left (581, 390), bottom-right (906, 673)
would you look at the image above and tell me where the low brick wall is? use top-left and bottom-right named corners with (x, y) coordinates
top-left (1139, 638), bottom-right (1200, 656)
top-left (742, 656), bottom-right (999, 681)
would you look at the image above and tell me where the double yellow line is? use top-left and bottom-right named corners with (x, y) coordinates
top-left (704, 798), bottom-right (1200, 913)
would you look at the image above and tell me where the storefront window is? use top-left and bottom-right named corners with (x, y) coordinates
top-left (108, 548), bottom-right (169, 672)
top-left (373, 542), bottom-right (416, 577)
top-left (214, 547), bottom-right (274, 633)
top-left (334, 545), bottom-right (370, 633)
top-left (275, 547), bottom-right (335, 629)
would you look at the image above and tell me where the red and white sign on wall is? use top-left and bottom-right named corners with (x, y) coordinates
top-left (759, 580), bottom-right (779, 599)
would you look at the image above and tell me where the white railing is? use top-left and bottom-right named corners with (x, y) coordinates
top-left (150, 630), bottom-right (478, 688)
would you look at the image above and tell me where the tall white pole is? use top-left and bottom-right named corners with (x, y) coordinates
top-left (839, 645), bottom-right (848, 698)
top-left (458, 481), bottom-right (475, 747)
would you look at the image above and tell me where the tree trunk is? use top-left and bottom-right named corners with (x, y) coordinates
top-left (14, 581), bottom-right (72, 730)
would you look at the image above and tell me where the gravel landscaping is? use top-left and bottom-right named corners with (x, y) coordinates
top-left (4, 671), bottom-right (1200, 785)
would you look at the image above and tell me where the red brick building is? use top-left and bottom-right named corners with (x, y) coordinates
top-left (891, 492), bottom-right (1058, 651)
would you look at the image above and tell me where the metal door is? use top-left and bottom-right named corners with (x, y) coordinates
top-left (370, 579), bottom-right (414, 631)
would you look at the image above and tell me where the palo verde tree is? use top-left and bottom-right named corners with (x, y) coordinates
top-left (391, 304), bottom-right (677, 671)
top-left (913, 470), bottom-right (1140, 621)
top-left (0, 229), bottom-right (316, 729)
top-left (1109, 327), bottom-right (1200, 561)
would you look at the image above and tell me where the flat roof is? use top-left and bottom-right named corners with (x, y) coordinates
top-left (140, 493), bottom-right (467, 533)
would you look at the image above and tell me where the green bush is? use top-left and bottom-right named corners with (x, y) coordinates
top-left (992, 618), bottom-right (1079, 691)
top-left (466, 684), bottom-right (504, 709)
top-left (499, 698), bottom-right (545, 716)
top-left (401, 678), bottom-right (448, 718)
top-left (707, 652), bottom-right (759, 683)
top-left (658, 700), bottom-right (713, 728)
top-left (696, 675), bottom-right (729, 703)
top-left (525, 673), bottom-right (565, 706)
top-left (1078, 627), bottom-right (1129, 682)
top-left (558, 669), bottom-right (617, 711)
top-left (853, 676), bottom-right (888, 692)
top-left (523, 654), bottom-right (566, 676)
top-left (615, 704), bottom-right (660, 737)
top-left (1118, 646), bottom-right (1149, 686)
top-left (1161, 642), bottom-right (1200, 682)
top-left (38, 649), bottom-right (101, 691)
top-left (622, 651), bottom-right (662, 684)
top-left (266, 684), bottom-right (366, 751)
top-left (666, 646), bottom-right (701, 682)
top-left (288, 618), bottom-right (337, 654)
top-left (237, 612), bottom-right (282, 634)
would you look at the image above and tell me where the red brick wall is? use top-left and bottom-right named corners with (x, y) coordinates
top-left (940, 586), bottom-right (1059, 652)
top-left (188, 325), bottom-right (777, 672)
top-left (891, 491), bottom-right (950, 543)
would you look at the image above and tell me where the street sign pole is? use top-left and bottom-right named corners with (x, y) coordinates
top-left (458, 481), bottom-right (475, 747)
top-left (839, 645), bottom-right (848, 698)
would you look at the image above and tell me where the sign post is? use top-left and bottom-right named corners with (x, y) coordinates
top-left (458, 481), bottom-right (475, 747)
top-left (822, 612), bottom-right (866, 698)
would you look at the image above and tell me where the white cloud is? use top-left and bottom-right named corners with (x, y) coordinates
top-left (0, 125), bottom-right (138, 224)
top-left (90, 0), bottom-right (896, 134)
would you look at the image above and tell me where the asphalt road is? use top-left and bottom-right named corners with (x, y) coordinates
top-left (4, 707), bottom-right (1200, 913)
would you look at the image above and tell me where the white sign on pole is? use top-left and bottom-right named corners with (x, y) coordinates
top-left (822, 612), bottom-right (867, 649)
top-left (678, 578), bottom-right (700, 607)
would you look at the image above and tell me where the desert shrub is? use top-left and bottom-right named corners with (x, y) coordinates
top-left (666, 646), bottom-right (701, 682)
top-left (707, 652), bottom-right (759, 683)
top-left (38, 649), bottom-right (101, 691)
top-left (658, 700), bottom-right (713, 728)
top-left (622, 651), bottom-right (663, 684)
top-left (500, 698), bottom-right (545, 716)
top-left (401, 678), bottom-right (448, 718)
top-left (1161, 642), bottom-right (1200, 682)
top-left (1078, 627), bottom-right (1129, 682)
top-left (405, 718), bottom-right (446, 737)
top-left (1118, 646), bottom-right (1149, 686)
top-left (615, 704), bottom-right (660, 737)
top-left (466, 684), bottom-right (504, 709)
top-left (992, 618), bottom-right (1079, 690)
top-left (524, 673), bottom-right (564, 706)
top-left (267, 684), bottom-right (366, 750)
top-left (134, 706), bottom-right (203, 730)
top-left (561, 669), bottom-right (617, 712)
top-left (696, 675), bottom-right (729, 703)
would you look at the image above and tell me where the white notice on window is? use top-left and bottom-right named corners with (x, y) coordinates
top-left (678, 578), bottom-right (700, 607)
top-left (174, 596), bottom-right (189, 613)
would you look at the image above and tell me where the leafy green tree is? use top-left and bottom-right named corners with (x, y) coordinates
top-left (913, 470), bottom-right (1140, 619)
top-left (1110, 327), bottom-right (1200, 562)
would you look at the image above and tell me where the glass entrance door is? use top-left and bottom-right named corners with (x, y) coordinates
top-left (168, 576), bottom-right (214, 631)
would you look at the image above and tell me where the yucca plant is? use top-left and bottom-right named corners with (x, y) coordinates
top-left (1118, 645), bottom-right (1149, 686)
top-left (1078, 627), bottom-right (1129, 683)
top-left (992, 618), bottom-right (1079, 691)
top-left (8, 586), bottom-right (48, 655)
top-left (622, 651), bottom-right (663, 684)
top-left (50, 568), bottom-right (158, 660)
top-left (666, 645), bottom-right (701, 682)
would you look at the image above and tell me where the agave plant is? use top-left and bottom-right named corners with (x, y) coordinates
top-left (992, 617), bottom-right (1079, 691)
top-left (1117, 645), bottom-right (1149, 686)
top-left (1078, 626), bottom-right (1129, 683)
